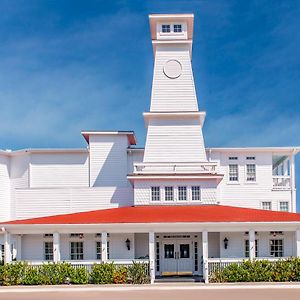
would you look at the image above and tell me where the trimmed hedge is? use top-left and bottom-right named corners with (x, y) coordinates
top-left (0, 261), bottom-right (149, 286)
top-left (210, 258), bottom-right (300, 283)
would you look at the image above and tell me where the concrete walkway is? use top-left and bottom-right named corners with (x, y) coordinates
top-left (1, 283), bottom-right (300, 300)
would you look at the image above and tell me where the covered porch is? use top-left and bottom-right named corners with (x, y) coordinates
top-left (1, 205), bottom-right (300, 283)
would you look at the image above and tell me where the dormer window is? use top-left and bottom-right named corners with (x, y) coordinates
top-left (162, 24), bottom-right (171, 33)
top-left (174, 24), bottom-right (182, 32)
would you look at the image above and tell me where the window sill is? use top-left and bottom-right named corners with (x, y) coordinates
top-left (227, 181), bottom-right (240, 185)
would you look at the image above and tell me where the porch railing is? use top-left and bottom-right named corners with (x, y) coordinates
top-left (208, 257), bottom-right (284, 278)
top-left (272, 176), bottom-right (291, 189)
top-left (133, 162), bottom-right (219, 175)
top-left (25, 259), bottom-right (149, 274)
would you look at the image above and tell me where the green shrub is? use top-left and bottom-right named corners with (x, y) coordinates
top-left (1, 262), bottom-right (26, 286)
top-left (23, 267), bottom-right (43, 285)
top-left (70, 267), bottom-right (89, 284)
top-left (113, 266), bottom-right (128, 284)
top-left (91, 263), bottom-right (115, 284)
top-left (127, 262), bottom-right (150, 284)
top-left (210, 258), bottom-right (300, 283)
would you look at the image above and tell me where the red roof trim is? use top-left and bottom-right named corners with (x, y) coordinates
top-left (3, 205), bottom-right (300, 225)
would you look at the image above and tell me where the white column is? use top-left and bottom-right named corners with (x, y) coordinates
top-left (149, 231), bottom-right (155, 284)
top-left (53, 232), bottom-right (61, 263)
top-left (4, 232), bottom-right (12, 264)
top-left (249, 230), bottom-right (256, 260)
top-left (101, 232), bottom-right (108, 262)
top-left (202, 231), bottom-right (208, 283)
top-left (16, 235), bottom-right (22, 261)
top-left (290, 154), bottom-right (297, 212)
top-left (296, 230), bottom-right (300, 257)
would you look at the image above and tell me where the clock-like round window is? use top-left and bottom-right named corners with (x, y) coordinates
top-left (163, 59), bottom-right (182, 79)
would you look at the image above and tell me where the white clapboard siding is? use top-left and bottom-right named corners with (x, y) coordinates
top-left (143, 117), bottom-right (207, 162)
top-left (15, 187), bottom-right (133, 219)
top-left (150, 45), bottom-right (198, 112)
top-left (219, 232), bottom-right (295, 258)
top-left (89, 135), bottom-right (129, 187)
top-left (211, 151), bottom-right (293, 210)
top-left (134, 179), bottom-right (217, 205)
top-left (30, 153), bottom-right (89, 188)
top-left (0, 155), bottom-right (11, 222)
top-left (127, 151), bottom-right (144, 174)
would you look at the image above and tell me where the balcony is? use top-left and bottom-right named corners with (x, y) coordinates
top-left (133, 162), bottom-right (218, 175)
top-left (272, 176), bottom-right (291, 190)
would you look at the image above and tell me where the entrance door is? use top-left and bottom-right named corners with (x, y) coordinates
top-left (161, 240), bottom-right (193, 276)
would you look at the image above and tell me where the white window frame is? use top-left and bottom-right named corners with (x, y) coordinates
top-left (70, 241), bottom-right (84, 260)
top-left (246, 163), bottom-right (256, 182)
top-left (279, 201), bottom-right (289, 212)
top-left (191, 186), bottom-right (201, 201)
top-left (173, 24), bottom-right (182, 32)
top-left (44, 241), bottom-right (53, 261)
top-left (0, 244), bottom-right (4, 262)
top-left (244, 239), bottom-right (258, 258)
top-left (161, 24), bottom-right (171, 33)
top-left (151, 186), bottom-right (160, 201)
top-left (178, 186), bottom-right (187, 201)
top-left (228, 164), bottom-right (239, 182)
top-left (96, 241), bottom-right (102, 260)
top-left (270, 239), bottom-right (284, 257)
top-left (164, 186), bottom-right (174, 201)
top-left (262, 201), bottom-right (272, 210)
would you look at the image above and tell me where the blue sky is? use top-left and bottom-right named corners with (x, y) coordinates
top-left (1, 1), bottom-right (300, 207)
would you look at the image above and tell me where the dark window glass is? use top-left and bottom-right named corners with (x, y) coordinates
top-left (164, 244), bottom-right (174, 258)
top-left (180, 244), bottom-right (190, 258)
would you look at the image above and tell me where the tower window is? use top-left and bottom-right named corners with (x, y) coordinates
top-left (165, 186), bottom-right (174, 201)
top-left (174, 24), bottom-right (182, 32)
top-left (229, 164), bottom-right (239, 181)
top-left (178, 186), bottom-right (187, 201)
top-left (162, 24), bottom-right (171, 33)
top-left (151, 186), bottom-right (160, 201)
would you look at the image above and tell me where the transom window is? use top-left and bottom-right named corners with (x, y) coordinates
top-left (229, 156), bottom-right (238, 160)
top-left (151, 186), bottom-right (160, 201)
top-left (162, 24), bottom-right (171, 33)
top-left (178, 186), bottom-right (187, 201)
top-left (174, 24), bottom-right (182, 32)
top-left (96, 241), bottom-right (101, 260)
top-left (262, 201), bottom-right (272, 210)
top-left (246, 164), bottom-right (256, 181)
top-left (246, 156), bottom-right (256, 160)
top-left (70, 233), bottom-right (84, 239)
top-left (191, 186), bottom-right (201, 201)
top-left (229, 164), bottom-right (239, 181)
top-left (70, 242), bottom-right (84, 260)
top-left (279, 201), bottom-right (289, 212)
top-left (44, 241), bottom-right (53, 261)
top-left (270, 239), bottom-right (284, 257)
top-left (245, 239), bottom-right (258, 257)
top-left (165, 186), bottom-right (174, 201)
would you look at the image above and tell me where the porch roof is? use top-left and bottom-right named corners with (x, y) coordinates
top-left (3, 205), bottom-right (300, 225)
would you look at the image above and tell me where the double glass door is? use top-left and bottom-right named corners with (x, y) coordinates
top-left (161, 240), bottom-right (193, 276)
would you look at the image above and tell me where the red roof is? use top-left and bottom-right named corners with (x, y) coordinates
top-left (3, 205), bottom-right (300, 225)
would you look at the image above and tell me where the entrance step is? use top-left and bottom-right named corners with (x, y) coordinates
top-left (155, 276), bottom-right (203, 283)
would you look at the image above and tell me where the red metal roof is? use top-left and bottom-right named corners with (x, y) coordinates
top-left (3, 205), bottom-right (300, 225)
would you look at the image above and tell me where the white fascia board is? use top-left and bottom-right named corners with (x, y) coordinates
top-left (81, 130), bottom-right (136, 145)
top-left (0, 148), bottom-right (88, 156)
top-left (127, 175), bottom-right (223, 180)
top-left (207, 147), bottom-right (300, 154)
top-left (3, 221), bottom-right (300, 234)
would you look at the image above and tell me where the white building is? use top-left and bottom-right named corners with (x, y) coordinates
top-left (1, 14), bottom-right (300, 283)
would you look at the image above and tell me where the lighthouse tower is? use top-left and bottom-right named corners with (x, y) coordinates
top-left (128, 14), bottom-right (221, 205)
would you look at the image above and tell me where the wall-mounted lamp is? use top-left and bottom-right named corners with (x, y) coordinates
top-left (223, 237), bottom-right (229, 249)
top-left (125, 238), bottom-right (131, 251)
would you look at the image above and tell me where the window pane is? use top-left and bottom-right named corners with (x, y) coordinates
top-left (178, 186), bottom-right (187, 201)
top-left (192, 186), bottom-right (200, 201)
top-left (151, 186), bottom-right (160, 201)
top-left (270, 239), bottom-right (283, 257)
top-left (180, 244), bottom-right (190, 258)
top-left (262, 202), bottom-right (272, 210)
top-left (174, 24), bottom-right (182, 32)
top-left (162, 24), bottom-right (171, 32)
top-left (96, 242), bottom-right (102, 260)
top-left (70, 242), bottom-right (84, 260)
top-left (229, 164), bottom-right (238, 181)
top-left (165, 187), bottom-right (174, 201)
top-left (44, 242), bottom-right (53, 261)
top-left (279, 202), bottom-right (289, 212)
top-left (247, 164), bottom-right (256, 181)
top-left (164, 244), bottom-right (174, 258)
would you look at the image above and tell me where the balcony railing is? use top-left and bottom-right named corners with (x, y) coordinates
top-left (134, 162), bottom-right (218, 175)
top-left (272, 176), bottom-right (291, 190)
